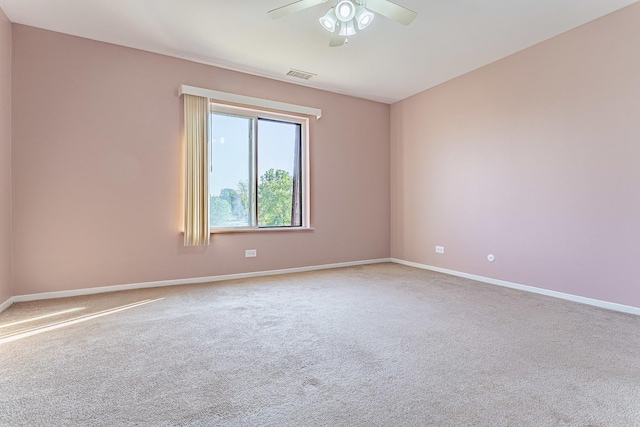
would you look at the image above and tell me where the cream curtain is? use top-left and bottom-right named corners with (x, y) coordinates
top-left (183, 94), bottom-right (210, 246)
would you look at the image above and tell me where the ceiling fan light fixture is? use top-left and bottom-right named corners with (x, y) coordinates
top-left (268, 0), bottom-right (418, 48)
top-left (354, 6), bottom-right (374, 30)
top-left (335, 0), bottom-right (356, 22)
top-left (338, 19), bottom-right (356, 37)
top-left (319, 7), bottom-right (337, 32)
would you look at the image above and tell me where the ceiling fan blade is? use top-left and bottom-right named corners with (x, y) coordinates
top-left (329, 37), bottom-right (346, 47)
top-left (329, 29), bottom-right (346, 47)
top-left (268, 0), bottom-right (329, 19)
top-left (365, 0), bottom-right (417, 26)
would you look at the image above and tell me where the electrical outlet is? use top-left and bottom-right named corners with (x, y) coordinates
top-left (245, 249), bottom-right (257, 258)
top-left (435, 246), bottom-right (445, 254)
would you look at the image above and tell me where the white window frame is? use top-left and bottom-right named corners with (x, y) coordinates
top-left (208, 102), bottom-right (311, 233)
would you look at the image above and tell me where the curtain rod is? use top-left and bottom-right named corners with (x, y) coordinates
top-left (179, 84), bottom-right (322, 120)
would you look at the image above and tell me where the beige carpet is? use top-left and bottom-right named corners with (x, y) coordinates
top-left (1, 263), bottom-right (639, 426)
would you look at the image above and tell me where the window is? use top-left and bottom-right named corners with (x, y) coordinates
top-left (208, 103), bottom-right (309, 231)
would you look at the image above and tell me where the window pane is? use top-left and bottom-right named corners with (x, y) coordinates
top-left (209, 113), bottom-right (253, 228)
top-left (257, 119), bottom-right (301, 227)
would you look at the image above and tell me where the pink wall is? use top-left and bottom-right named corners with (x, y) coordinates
top-left (0, 7), bottom-right (12, 304)
top-left (11, 25), bottom-right (390, 295)
top-left (391, 3), bottom-right (640, 308)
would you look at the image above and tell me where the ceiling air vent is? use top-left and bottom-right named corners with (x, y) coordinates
top-left (287, 69), bottom-right (316, 80)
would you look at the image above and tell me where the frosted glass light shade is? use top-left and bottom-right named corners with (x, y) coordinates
top-left (319, 8), bottom-right (337, 32)
top-left (338, 19), bottom-right (356, 37)
top-left (335, 1), bottom-right (356, 22)
top-left (355, 6), bottom-right (374, 30)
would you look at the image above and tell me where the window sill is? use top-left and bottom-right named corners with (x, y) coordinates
top-left (210, 227), bottom-right (315, 234)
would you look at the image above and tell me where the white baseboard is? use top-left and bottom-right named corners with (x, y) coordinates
top-left (391, 258), bottom-right (640, 316)
top-left (10, 258), bottom-right (636, 317)
top-left (0, 296), bottom-right (13, 314)
top-left (13, 258), bottom-right (392, 303)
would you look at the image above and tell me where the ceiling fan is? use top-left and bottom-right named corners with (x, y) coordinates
top-left (268, 0), bottom-right (417, 47)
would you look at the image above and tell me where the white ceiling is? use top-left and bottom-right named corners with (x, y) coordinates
top-left (0, 0), bottom-right (638, 103)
